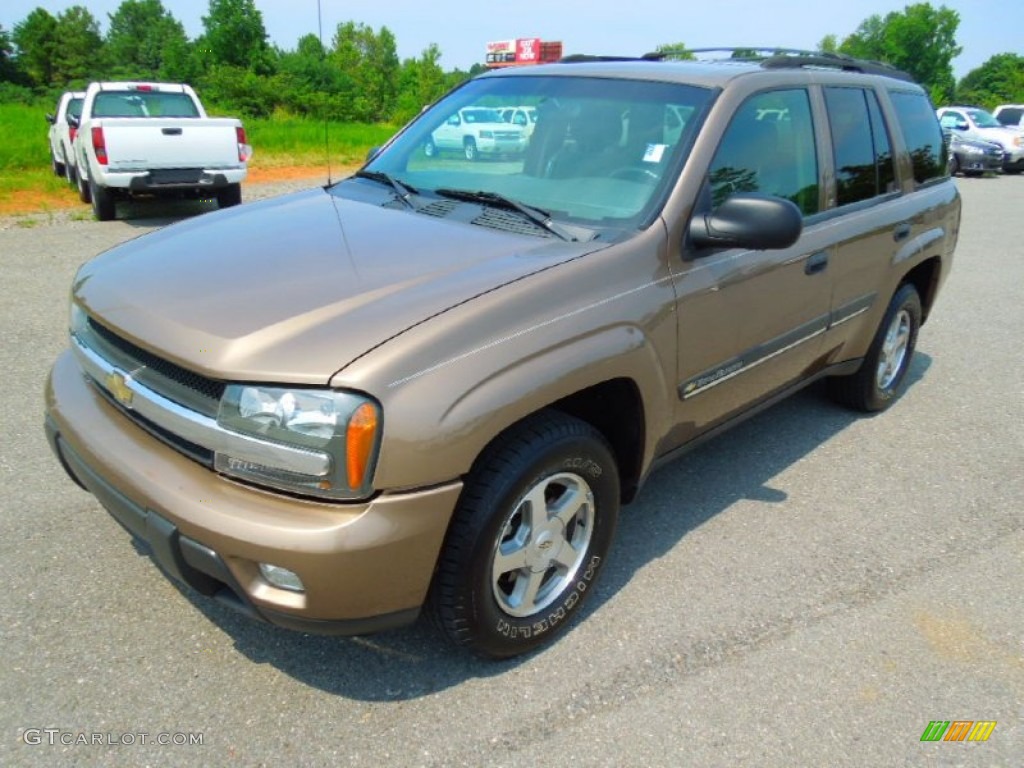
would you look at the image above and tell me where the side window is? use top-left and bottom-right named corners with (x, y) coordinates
top-left (866, 93), bottom-right (896, 194)
top-left (938, 111), bottom-right (966, 130)
top-left (824, 87), bottom-right (896, 206)
top-left (890, 91), bottom-right (947, 186)
top-left (709, 89), bottom-right (819, 216)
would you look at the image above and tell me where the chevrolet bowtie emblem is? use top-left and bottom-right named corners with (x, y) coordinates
top-left (105, 371), bottom-right (134, 408)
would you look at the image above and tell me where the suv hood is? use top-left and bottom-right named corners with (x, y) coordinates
top-left (73, 186), bottom-right (599, 384)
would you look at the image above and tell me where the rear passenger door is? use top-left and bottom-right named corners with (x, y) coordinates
top-left (671, 88), bottom-right (835, 437)
top-left (819, 88), bottom-right (948, 362)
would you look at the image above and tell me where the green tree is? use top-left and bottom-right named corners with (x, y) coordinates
top-left (653, 42), bottom-right (696, 60)
top-left (199, 0), bottom-right (273, 73)
top-left (106, 0), bottom-right (189, 80)
top-left (956, 54), bottom-right (1024, 109)
top-left (394, 43), bottom-right (448, 124)
top-left (818, 34), bottom-right (839, 54)
top-left (52, 6), bottom-right (104, 87)
top-left (332, 22), bottom-right (399, 122)
top-left (838, 3), bottom-right (962, 103)
top-left (12, 8), bottom-right (59, 87)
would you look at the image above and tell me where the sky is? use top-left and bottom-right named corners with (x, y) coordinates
top-left (2, 0), bottom-right (1021, 79)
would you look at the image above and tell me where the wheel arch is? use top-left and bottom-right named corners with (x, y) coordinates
top-left (900, 255), bottom-right (942, 324)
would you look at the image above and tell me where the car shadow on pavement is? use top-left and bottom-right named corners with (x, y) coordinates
top-left (177, 353), bottom-right (932, 701)
top-left (114, 197), bottom-right (220, 227)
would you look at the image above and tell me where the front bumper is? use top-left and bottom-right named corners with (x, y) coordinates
top-left (45, 350), bottom-right (461, 635)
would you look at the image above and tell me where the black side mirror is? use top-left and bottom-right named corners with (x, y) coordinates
top-left (689, 193), bottom-right (802, 252)
top-left (45, 113), bottom-right (56, 125)
top-left (67, 114), bottom-right (80, 128)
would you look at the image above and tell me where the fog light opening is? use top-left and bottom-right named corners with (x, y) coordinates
top-left (258, 563), bottom-right (305, 593)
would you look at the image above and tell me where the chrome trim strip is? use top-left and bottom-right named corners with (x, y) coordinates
top-left (829, 305), bottom-right (870, 328)
top-left (71, 335), bottom-right (330, 477)
top-left (680, 326), bottom-right (827, 400)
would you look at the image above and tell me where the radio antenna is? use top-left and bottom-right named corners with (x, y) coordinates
top-left (317, 0), bottom-right (332, 185)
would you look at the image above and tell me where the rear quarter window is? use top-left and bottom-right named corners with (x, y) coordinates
top-left (889, 91), bottom-right (947, 187)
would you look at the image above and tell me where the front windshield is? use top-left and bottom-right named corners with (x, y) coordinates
top-left (967, 109), bottom-right (1001, 128)
top-left (365, 73), bottom-right (712, 229)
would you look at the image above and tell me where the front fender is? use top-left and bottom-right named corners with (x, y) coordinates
top-left (334, 228), bottom-right (678, 492)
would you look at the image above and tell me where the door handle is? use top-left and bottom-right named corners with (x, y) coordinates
top-left (804, 251), bottom-right (829, 275)
top-left (162, 127), bottom-right (182, 136)
top-left (893, 223), bottom-right (912, 241)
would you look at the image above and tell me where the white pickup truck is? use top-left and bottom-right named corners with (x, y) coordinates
top-left (71, 81), bottom-right (252, 220)
top-left (46, 90), bottom-right (85, 184)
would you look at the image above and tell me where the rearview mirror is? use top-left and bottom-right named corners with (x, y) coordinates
top-left (689, 193), bottom-right (802, 252)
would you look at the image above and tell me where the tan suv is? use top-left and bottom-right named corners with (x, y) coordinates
top-left (45, 50), bottom-right (960, 658)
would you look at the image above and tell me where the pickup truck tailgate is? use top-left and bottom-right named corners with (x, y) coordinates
top-left (99, 118), bottom-right (241, 171)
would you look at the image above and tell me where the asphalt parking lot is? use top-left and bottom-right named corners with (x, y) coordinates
top-left (0, 177), bottom-right (1020, 767)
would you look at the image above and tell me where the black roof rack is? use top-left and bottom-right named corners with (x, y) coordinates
top-left (641, 47), bottom-right (915, 82)
top-left (558, 54), bottom-right (646, 64)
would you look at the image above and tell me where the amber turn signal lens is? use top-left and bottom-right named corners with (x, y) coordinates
top-left (346, 402), bottom-right (378, 489)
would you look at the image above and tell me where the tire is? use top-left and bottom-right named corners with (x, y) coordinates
top-left (423, 138), bottom-right (437, 158)
top-left (90, 179), bottom-right (115, 221)
top-left (64, 149), bottom-right (77, 186)
top-left (828, 283), bottom-right (922, 412)
top-left (428, 411), bottom-right (619, 659)
top-left (216, 183), bottom-right (242, 209)
top-left (77, 169), bottom-right (92, 204)
top-left (463, 138), bottom-right (477, 162)
top-left (948, 155), bottom-right (959, 176)
top-left (51, 152), bottom-right (65, 178)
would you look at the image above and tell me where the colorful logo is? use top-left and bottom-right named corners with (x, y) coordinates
top-left (920, 721), bottom-right (996, 742)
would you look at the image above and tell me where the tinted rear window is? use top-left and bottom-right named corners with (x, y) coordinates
top-left (93, 91), bottom-right (199, 118)
top-left (888, 91), bottom-right (946, 186)
top-left (997, 107), bottom-right (1023, 125)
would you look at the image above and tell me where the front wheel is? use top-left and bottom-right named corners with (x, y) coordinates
top-left (423, 138), bottom-right (437, 158)
top-left (463, 138), bottom-right (478, 161)
top-left (828, 283), bottom-right (922, 412)
top-left (428, 411), bottom-right (619, 658)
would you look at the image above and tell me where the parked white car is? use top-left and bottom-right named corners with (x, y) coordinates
top-left (72, 81), bottom-right (252, 220)
top-left (46, 91), bottom-right (85, 184)
top-left (500, 106), bottom-right (537, 138)
top-left (936, 106), bottom-right (1024, 173)
top-left (424, 107), bottom-right (527, 161)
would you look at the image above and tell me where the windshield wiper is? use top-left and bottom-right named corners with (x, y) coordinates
top-left (354, 170), bottom-right (418, 209)
top-left (434, 188), bottom-right (577, 242)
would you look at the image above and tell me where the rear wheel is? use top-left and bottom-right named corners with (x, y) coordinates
top-left (429, 411), bottom-right (619, 658)
top-left (77, 169), bottom-right (92, 203)
top-left (828, 283), bottom-right (921, 412)
top-left (51, 152), bottom-right (65, 178)
top-left (90, 179), bottom-right (115, 221)
top-left (216, 183), bottom-right (242, 209)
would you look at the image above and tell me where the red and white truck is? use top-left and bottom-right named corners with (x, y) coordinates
top-left (71, 81), bottom-right (252, 220)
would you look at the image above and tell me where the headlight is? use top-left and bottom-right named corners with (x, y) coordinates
top-left (216, 385), bottom-right (381, 500)
top-left (964, 146), bottom-right (983, 154)
top-left (1014, 136), bottom-right (1023, 147)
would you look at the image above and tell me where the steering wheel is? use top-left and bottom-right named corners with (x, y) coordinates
top-left (609, 166), bottom-right (659, 182)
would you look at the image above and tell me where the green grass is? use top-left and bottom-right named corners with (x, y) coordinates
top-left (0, 103), bottom-right (56, 171)
top-left (245, 115), bottom-right (398, 166)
